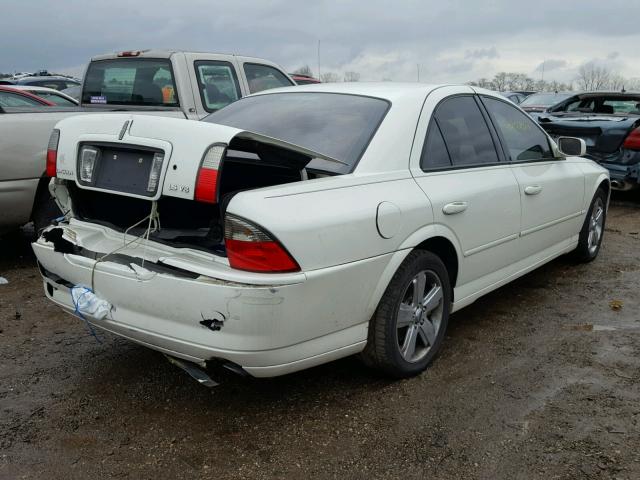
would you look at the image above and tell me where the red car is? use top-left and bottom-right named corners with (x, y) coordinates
top-left (0, 85), bottom-right (56, 108)
top-left (290, 73), bottom-right (321, 85)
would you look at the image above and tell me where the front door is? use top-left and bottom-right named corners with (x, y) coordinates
top-left (480, 96), bottom-right (585, 256)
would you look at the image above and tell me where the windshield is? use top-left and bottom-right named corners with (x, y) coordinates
top-left (521, 93), bottom-right (571, 107)
top-left (203, 92), bottom-right (390, 172)
top-left (82, 58), bottom-right (179, 106)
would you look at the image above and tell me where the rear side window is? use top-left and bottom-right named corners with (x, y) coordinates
top-left (32, 91), bottom-right (77, 106)
top-left (243, 63), bottom-right (293, 93)
top-left (420, 123), bottom-right (451, 169)
top-left (483, 97), bottom-right (553, 161)
top-left (195, 61), bottom-right (241, 112)
top-left (434, 96), bottom-right (499, 167)
top-left (0, 91), bottom-right (45, 107)
top-left (82, 58), bottom-right (179, 106)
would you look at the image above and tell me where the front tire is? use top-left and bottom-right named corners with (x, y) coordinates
top-left (361, 250), bottom-right (451, 378)
top-left (573, 187), bottom-right (607, 263)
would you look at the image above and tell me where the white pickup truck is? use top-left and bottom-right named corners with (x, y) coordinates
top-left (0, 50), bottom-right (295, 233)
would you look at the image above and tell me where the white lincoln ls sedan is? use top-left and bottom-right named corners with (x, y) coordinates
top-left (33, 83), bottom-right (609, 379)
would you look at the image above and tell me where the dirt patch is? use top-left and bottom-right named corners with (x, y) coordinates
top-left (1, 197), bottom-right (639, 479)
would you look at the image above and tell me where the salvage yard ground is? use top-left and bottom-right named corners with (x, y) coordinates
top-left (1, 196), bottom-right (639, 480)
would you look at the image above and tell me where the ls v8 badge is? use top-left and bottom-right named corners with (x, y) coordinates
top-left (168, 184), bottom-right (190, 193)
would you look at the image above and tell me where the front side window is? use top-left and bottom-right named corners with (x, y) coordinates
top-left (0, 91), bottom-right (46, 107)
top-left (204, 92), bottom-right (389, 173)
top-left (195, 61), bottom-right (241, 112)
top-left (483, 97), bottom-right (553, 161)
top-left (434, 96), bottom-right (499, 167)
top-left (243, 63), bottom-right (293, 93)
top-left (82, 58), bottom-right (179, 106)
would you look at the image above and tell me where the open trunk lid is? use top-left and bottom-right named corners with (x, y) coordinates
top-left (54, 113), bottom-right (343, 203)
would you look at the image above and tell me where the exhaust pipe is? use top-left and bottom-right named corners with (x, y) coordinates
top-left (165, 355), bottom-right (219, 387)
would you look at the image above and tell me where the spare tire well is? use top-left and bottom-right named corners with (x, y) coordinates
top-left (414, 237), bottom-right (458, 300)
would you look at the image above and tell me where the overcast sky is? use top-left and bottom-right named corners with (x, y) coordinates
top-left (2, 0), bottom-right (639, 84)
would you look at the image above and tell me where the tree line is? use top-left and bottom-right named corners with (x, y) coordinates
top-left (294, 62), bottom-right (640, 92)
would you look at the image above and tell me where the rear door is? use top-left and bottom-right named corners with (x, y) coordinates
top-left (410, 87), bottom-right (522, 293)
top-left (481, 95), bottom-right (585, 256)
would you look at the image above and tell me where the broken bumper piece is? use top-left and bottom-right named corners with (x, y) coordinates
top-left (32, 221), bottom-right (381, 377)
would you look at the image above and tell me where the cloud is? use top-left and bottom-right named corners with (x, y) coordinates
top-left (535, 59), bottom-right (568, 72)
top-left (1, 0), bottom-right (639, 85)
top-left (465, 47), bottom-right (499, 60)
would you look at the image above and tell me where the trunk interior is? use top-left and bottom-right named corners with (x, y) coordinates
top-left (66, 145), bottom-right (329, 255)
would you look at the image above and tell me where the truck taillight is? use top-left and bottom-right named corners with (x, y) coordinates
top-left (194, 144), bottom-right (226, 203)
top-left (623, 127), bottom-right (640, 150)
top-left (46, 129), bottom-right (60, 177)
top-left (224, 214), bottom-right (300, 273)
top-left (117, 51), bottom-right (141, 57)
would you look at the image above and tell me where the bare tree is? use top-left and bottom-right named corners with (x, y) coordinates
top-left (609, 74), bottom-right (626, 91)
top-left (492, 72), bottom-right (508, 91)
top-left (576, 63), bottom-right (611, 91)
top-left (343, 71), bottom-right (361, 82)
top-left (293, 65), bottom-right (313, 76)
top-left (320, 72), bottom-right (340, 83)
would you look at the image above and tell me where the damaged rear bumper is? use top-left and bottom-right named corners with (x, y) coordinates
top-left (32, 221), bottom-right (388, 377)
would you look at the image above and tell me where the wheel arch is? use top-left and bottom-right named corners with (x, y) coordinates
top-left (366, 227), bottom-right (462, 315)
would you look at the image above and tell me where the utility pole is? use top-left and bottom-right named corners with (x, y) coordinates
top-left (541, 59), bottom-right (545, 83)
top-left (417, 63), bottom-right (420, 82)
top-left (317, 40), bottom-right (321, 79)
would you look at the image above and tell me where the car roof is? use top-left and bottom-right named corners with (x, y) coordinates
top-left (249, 82), bottom-right (457, 103)
top-left (16, 76), bottom-right (80, 83)
top-left (91, 49), bottom-right (281, 65)
top-left (570, 91), bottom-right (640, 99)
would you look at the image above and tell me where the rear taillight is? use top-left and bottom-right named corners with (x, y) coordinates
top-left (46, 129), bottom-right (60, 177)
top-left (224, 214), bottom-right (300, 273)
top-left (195, 144), bottom-right (226, 203)
top-left (623, 127), bottom-right (640, 150)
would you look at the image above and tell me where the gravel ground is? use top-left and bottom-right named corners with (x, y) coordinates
top-left (1, 197), bottom-right (639, 480)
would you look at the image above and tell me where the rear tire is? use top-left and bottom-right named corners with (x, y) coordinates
top-left (32, 189), bottom-right (62, 235)
top-left (361, 250), bottom-right (451, 378)
top-left (573, 188), bottom-right (607, 263)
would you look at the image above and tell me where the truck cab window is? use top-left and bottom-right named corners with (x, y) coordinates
top-left (243, 63), bottom-right (293, 93)
top-left (195, 61), bottom-right (241, 112)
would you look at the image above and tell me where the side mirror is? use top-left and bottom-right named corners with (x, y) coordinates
top-left (557, 136), bottom-right (586, 157)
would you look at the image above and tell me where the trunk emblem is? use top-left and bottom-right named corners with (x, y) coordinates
top-left (118, 120), bottom-right (130, 140)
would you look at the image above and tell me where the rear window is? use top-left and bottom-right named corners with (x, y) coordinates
top-left (521, 93), bottom-right (571, 107)
top-left (82, 58), bottom-right (179, 106)
top-left (203, 92), bottom-right (390, 173)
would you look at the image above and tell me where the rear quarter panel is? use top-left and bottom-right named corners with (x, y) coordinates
top-left (227, 172), bottom-right (433, 271)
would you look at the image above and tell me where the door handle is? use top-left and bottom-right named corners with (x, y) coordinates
top-left (442, 201), bottom-right (468, 215)
top-left (524, 185), bottom-right (543, 195)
